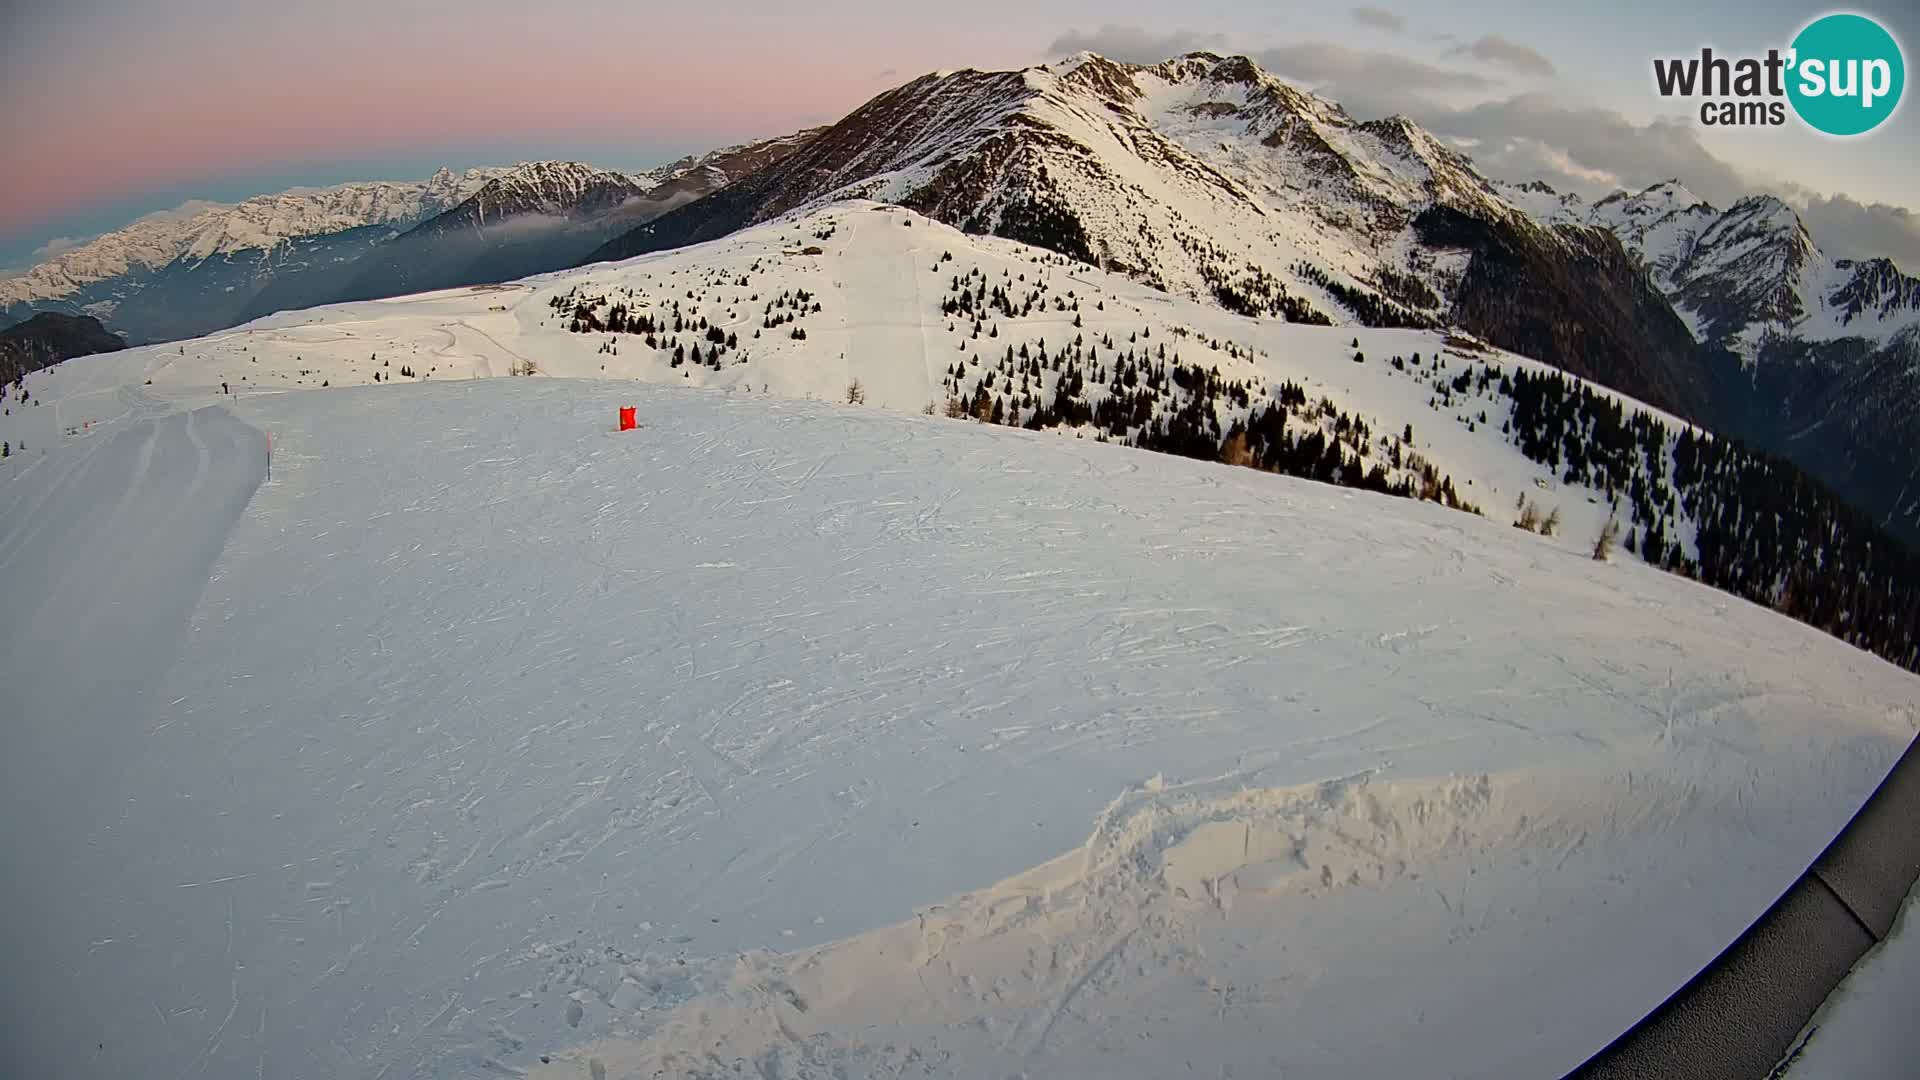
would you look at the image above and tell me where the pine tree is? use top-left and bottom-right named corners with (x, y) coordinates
top-left (1593, 513), bottom-right (1621, 561)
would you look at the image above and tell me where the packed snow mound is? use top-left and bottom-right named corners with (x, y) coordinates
top-left (2, 363), bottom-right (1916, 1078)
top-left (532, 766), bottom-right (1854, 1080)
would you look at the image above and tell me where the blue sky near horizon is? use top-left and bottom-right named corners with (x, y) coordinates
top-left (2, 1), bottom-right (1914, 270)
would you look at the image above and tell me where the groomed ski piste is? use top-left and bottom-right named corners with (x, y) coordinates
top-left (1, 204), bottom-right (1916, 1079)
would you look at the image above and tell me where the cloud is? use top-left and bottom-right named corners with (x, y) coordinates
top-left (1782, 189), bottom-right (1920, 269)
top-left (133, 199), bottom-right (226, 226)
top-left (1350, 7), bottom-right (1405, 34)
top-left (1447, 34), bottom-right (1556, 77)
top-left (30, 235), bottom-right (86, 260)
top-left (873, 68), bottom-right (899, 81)
top-left (1044, 27), bottom-right (1499, 108)
top-left (1252, 42), bottom-right (1497, 103)
top-left (1400, 94), bottom-right (1746, 208)
top-left (1033, 27), bottom-right (1918, 264)
top-left (1405, 96), bottom-right (1920, 263)
top-left (1046, 25), bottom-right (1227, 64)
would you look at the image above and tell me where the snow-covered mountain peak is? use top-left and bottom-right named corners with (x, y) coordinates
top-left (1829, 257), bottom-right (1920, 327)
top-left (473, 161), bottom-right (632, 201)
top-left (1586, 183), bottom-right (1890, 352)
top-left (1594, 179), bottom-right (1707, 216)
top-left (636, 129), bottom-right (829, 194)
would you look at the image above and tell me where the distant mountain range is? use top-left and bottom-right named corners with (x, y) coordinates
top-left (1, 168), bottom-right (499, 342)
top-left (5, 51), bottom-right (1917, 543)
top-left (0, 131), bottom-right (818, 346)
top-left (1513, 179), bottom-right (1920, 541)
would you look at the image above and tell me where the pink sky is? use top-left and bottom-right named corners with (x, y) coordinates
top-left (0, 0), bottom-right (1002, 234)
top-left (3, 1), bottom-right (1913, 267)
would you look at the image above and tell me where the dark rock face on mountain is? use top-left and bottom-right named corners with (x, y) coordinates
top-left (1703, 332), bottom-right (1920, 541)
top-left (0, 312), bottom-right (127, 386)
top-left (1414, 206), bottom-right (1715, 421)
top-left (590, 52), bottom-right (1919, 544)
top-left (586, 70), bottom-right (1044, 265)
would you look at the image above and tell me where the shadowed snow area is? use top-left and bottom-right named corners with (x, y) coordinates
top-left (1782, 882), bottom-right (1920, 1080)
top-left (0, 374), bottom-right (1915, 1079)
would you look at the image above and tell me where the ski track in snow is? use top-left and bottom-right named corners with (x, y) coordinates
top-left (0, 371), bottom-right (1912, 1079)
top-left (0, 400), bottom-right (267, 1076)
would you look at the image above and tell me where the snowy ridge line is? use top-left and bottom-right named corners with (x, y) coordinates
top-left (1568, 734), bottom-right (1920, 1080)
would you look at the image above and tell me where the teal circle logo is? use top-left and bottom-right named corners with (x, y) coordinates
top-left (1787, 13), bottom-right (1905, 136)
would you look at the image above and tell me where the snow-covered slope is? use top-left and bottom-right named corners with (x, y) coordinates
top-left (3, 285), bottom-right (1915, 1078)
top-left (9, 202), bottom-right (1693, 565)
top-left (16, 201), bottom-right (1920, 678)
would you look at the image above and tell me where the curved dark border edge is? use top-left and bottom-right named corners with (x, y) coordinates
top-left (1562, 733), bottom-right (1920, 1080)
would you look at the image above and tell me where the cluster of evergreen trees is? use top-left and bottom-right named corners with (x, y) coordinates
top-left (548, 277), bottom-right (828, 373)
top-left (1345, 347), bottom-right (1917, 671)
top-left (1371, 266), bottom-right (1443, 313)
top-left (929, 266), bottom-right (1474, 515)
top-left (1497, 366), bottom-right (1919, 673)
top-left (961, 194), bottom-right (1095, 266)
top-left (1290, 261), bottom-right (1437, 330)
top-left (1206, 264), bottom-right (1333, 324)
top-left (931, 330), bottom-right (1474, 514)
